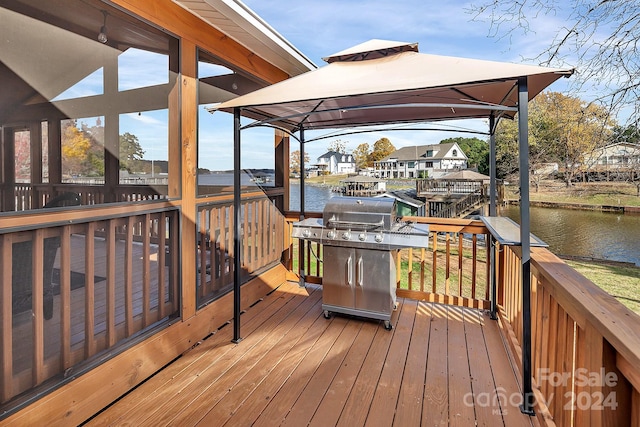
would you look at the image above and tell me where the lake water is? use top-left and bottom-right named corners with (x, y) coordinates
top-left (499, 205), bottom-right (640, 266)
top-left (289, 182), bottom-right (640, 266)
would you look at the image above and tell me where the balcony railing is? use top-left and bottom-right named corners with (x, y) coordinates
top-left (498, 244), bottom-right (640, 426)
top-left (285, 212), bottom-right (640, 426)
top-left (196, 194), bottom-right (285, 306)
top-left (1, 203), bottom-right (180, 405)
top-left (3, 196), bottom-right (639, 425)
top-left (285, 215), bottom-right (491, 309)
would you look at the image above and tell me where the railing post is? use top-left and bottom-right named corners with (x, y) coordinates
top-left (232, 107), bottom-right (242, 344)
top-left (298, 127), bottom-right (306, 288)
top-left (517, 76), bottom-right (535, 416)
top-left (490, 236), bottom-right (498, 320)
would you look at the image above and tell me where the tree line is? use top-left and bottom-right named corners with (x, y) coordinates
top-left (289, 91), bottom-right (638, 188)
top-left (60, 118), bottom-right (153, 177)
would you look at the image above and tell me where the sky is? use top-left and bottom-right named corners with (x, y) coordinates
top-left (46, 0), bottom-right (582, 172)
top-left (230, 0), bottom-right (579, 169)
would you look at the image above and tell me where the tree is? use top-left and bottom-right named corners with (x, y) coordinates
top-left (352, 143), bottom-right (371, 170)
top-left (469, 0), bottom-right (640, 129)
top-left (369, 137), bottom-right (396, 163)
top-left (327, 139), bottom-right (347, 154)
top-left (80, 119), bottom-right (105, 177)
top-left (13, 130), bottom-right (31, 181)
top-left (61, 120), bottom-right (92, 177)
top-left (541, 92), bottom-right (613, 186)
top-left (611, 125), bottom-right (640, 145)
top-left (495, 91), bottom-right (614, 187)
top-left (60, 118), bottom-right (107, 177)
top-left (290, 150), bottom-right (309, 175)
top-left (119, 132), bottom-right (145, 173)
top-left (440, 137), bottom-right (490, 174)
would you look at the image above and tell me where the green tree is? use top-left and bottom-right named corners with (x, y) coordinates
top-left (369, 137), bottom-right (395, 163)
top-left (611, 125), bottom-right (640, 145)
top-left (119, 132), bottom-right (145, 173)
top-left (290, 149), bottom-right (309, 175)
top-left (352, 143), bottom-right (371, 170)
top-left (80, 119), bottom-right (105, 177)
top-left (440, 137), bottom-right (489, 174)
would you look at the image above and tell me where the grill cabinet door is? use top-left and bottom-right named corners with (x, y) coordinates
top-left (354, 249), bottom-right (396, 315)
top-left (322, 246), bottom-right (355, 308)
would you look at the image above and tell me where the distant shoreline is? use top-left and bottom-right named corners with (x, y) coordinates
top-left (506, 199), bottom-right (640, 215)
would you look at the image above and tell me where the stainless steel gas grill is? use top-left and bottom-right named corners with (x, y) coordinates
top-left (291, 197), bottom-right (429, 330)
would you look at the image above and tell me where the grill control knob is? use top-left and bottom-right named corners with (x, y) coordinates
top-left (302, 229), bottom-right (311, 238)
top-left (327, 230), bottom-right (336, 239)
top-left (358, 233), bottom-right (366, 241)
top-left (375, 233), bottom-right (383, 243)
top-left (341, 231), bottom-right (351, 240)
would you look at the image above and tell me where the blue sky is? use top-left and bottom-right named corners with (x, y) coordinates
top-left (234, 0), bottom-right (578, 169)
top-left (54, 1), bottom-right (587, 171)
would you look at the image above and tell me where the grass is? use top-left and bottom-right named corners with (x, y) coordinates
top-left (505, 181), bottom-right (640, 207)
top-left (565, 259), bottom-right (640, 315)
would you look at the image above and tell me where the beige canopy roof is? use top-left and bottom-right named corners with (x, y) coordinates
top-left (440, 170), bottom-right (491, 181)
top-left (211, 39), bottom-right (574, 131)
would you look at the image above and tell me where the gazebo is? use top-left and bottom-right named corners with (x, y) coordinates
top-left (210, 39), bottom-right (574, 414)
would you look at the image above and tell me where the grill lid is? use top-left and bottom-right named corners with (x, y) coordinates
top-left (323, 197), bottom-right (396, 230)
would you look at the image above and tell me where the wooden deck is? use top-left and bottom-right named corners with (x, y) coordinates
top-left (85, 281), bottom-right (539, 426)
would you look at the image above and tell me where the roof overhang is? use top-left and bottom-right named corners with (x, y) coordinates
top-left (173, 0), bottom-right (316, 77)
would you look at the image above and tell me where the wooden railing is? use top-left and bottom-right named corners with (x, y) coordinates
top-left (196, 194), bottom-right (285, 307)
top-left (285, 212), bottom-right (640, 425)
top-left (1, 204), bottom-right (180, 406)
top-left (431, 191), bottom-right (487, 218)
top-left (284, 214), bottom-right (492, 309)
top-left (2, 184), bottom-right (168, 212)
top-left (416, 179), bottom-right (486, 195)
top-left (498, 245), bottom-right (640, 426)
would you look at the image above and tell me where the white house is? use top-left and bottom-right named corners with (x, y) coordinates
top-left (374, 143), bottom-right (468, 179)
top-left (313, 151), bottom-right (356, 174)
top-left (584, 142), bottom-right (640, 169)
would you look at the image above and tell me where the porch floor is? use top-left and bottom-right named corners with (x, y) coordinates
top-left (85, 281), bottom-right (538, 426)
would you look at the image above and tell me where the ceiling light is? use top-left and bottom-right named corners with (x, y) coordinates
top-left (98, 11), bottom-right (108, 44)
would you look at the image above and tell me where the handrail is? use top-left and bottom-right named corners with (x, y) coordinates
top-left (285, 212), bottom-right (640, 424)
top-left (1, 207), bottom-right (180, 406)
top-left (431, 191), bottom-right (486, 218)
top-left (196, 195), bottom-right (285, 306)
top-left (498, 244), bottom-right (640, 426)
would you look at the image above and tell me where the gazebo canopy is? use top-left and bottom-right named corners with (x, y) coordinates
top-left (211, 39), bottom-right (574, 131)
top-left (440, 170), bottom-right (491, 182)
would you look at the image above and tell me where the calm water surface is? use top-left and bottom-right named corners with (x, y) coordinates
top-left (499, 205), bottom-right (640, 266)
top-left (290, 182), bottom-right (640, 266)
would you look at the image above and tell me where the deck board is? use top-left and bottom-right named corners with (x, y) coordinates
top-left (393, 300), bottom-right (432, 427)
top-left (86, 281), bottom-right (537, 426)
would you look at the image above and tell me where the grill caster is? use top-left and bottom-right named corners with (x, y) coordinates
top-left (383, 320), bottom-right (393, 331)
top-left (323, 310), bottom-right (332, 319)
